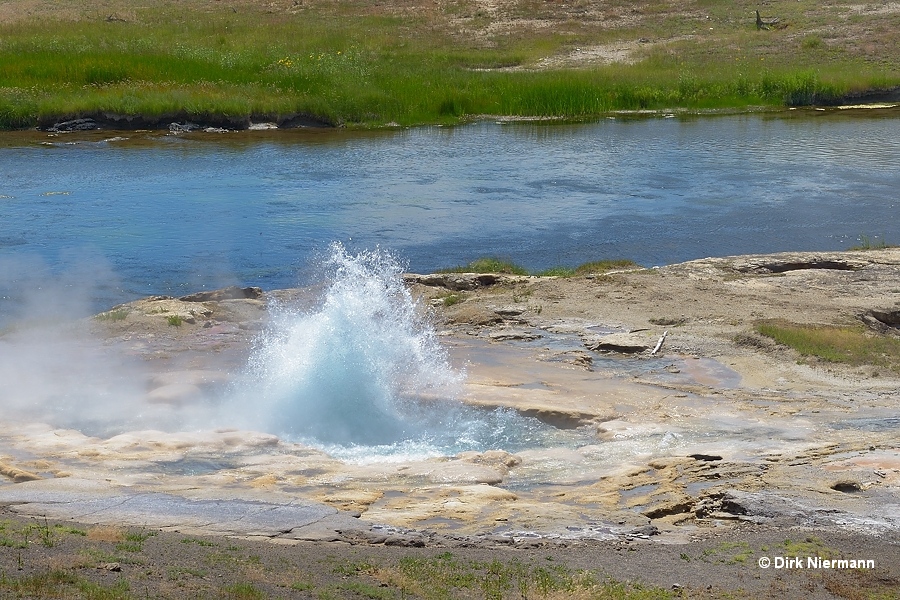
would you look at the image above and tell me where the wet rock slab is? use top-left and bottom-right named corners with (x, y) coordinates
top-left (0, 478), bottom-right (365, 540)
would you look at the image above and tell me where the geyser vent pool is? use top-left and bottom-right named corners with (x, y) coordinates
top-left (239, 243), bottom-right (573, 460)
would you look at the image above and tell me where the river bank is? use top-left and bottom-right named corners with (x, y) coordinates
top-left (2, 0), bottom-right (899, 129)
top-left (1, 249), bottom-right (898, 597)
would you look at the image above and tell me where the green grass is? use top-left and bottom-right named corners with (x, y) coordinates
top-left (222, 582), bottom-right (267, 599)
top-left (781, 536), bottom-right (838, 560)
top-left (439, 258), bottom-right (529, 275)
top-left (181, 537), bottom-right (217, 547)
top-left (848, 235), bottom-right (895, 251)
top-left (166, 315), bottom-right (184, 327)
top-left (10, 522), bottom-right (886, 599)
top-left (443, 257), bottom-right (641, 277)
top-left (1, 520), bottom-right (87, 550)
top-left (699, 541), bottom-right (755, 564)
top-left (337, 581), bottom-right (397, 599)
top-left (0, 571), bottom-right (130, 600)
top-left (756, 321), bottom-right (900, 371)
top-left (441, 293), bottom-right (464, 307)
top-left (94, 309), bottom-right (129, 322)
top-left (0, 0), bottom-right (897, 129)
top-left (381, 554), bottom-right (674, 600)
top-left (115, 529), bottom-right (156, 553)
top-left (537, 259), bottom-right (639, 277)
top-left (438, 258), bottom-right (642, 278)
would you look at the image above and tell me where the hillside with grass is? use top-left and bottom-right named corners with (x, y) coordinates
top-left (1, 0), bottom-right (898, 128)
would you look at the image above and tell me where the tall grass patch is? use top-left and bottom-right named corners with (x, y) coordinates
top-left (439, 258), bottom-right (529, 275)
top-left (756, 321), bottom-right (900, 371)
top-left (537, 259), bottom-right (640, 277)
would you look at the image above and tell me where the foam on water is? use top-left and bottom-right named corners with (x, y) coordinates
top-left (232, 243), bottom-right (569, 459)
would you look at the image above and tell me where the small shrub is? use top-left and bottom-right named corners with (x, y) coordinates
top-left (167, 315), bottom-right (183, 327)
top-left (115, 541), bottom-right (143, 553)
top-left (222, 582), bottom-right (266, 599)
top-left (801, 35), bottom-right (824, 50)
top-left (54, 525), bottom-right (86, 536)
top-left (124, 530), bottom-right (156, 543)
top-left (115, 530), bottom-right (156, 553)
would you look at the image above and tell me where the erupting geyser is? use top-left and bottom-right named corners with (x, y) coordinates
top-left (239, 243), bottom-right (463, 447)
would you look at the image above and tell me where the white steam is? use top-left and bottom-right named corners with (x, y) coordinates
top-left (0, 254), bottom-right (150, 432)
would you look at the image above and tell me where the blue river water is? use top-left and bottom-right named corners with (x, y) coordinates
top-left (1, 109), bottom-right (899, 319)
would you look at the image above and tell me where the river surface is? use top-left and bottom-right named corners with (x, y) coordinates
top-left (1, 109), bottom-right (899, 319)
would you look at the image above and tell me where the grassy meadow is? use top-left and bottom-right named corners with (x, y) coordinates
top-left (0, 0), bottom-right (898, 128)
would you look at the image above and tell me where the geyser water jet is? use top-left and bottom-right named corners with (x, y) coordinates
top-left (236, 243), bottom-right (573, 459)
top-left (241, 243), bottom-right (463, 446)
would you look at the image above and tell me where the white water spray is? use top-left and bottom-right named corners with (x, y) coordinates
top-left (231, 244), bottom-right (572, 459)
top-left (239, 244), bottom-right (462, 446)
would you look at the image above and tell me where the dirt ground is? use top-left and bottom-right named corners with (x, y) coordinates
top-left (1, 510), bottom-right (899, 599)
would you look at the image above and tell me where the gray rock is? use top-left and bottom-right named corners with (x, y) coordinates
top-left (626, 525), bottom-right (660, 537)
top-left (384, 535), bottom-right (426, 547)
top-left (180, 286), bottom-right (263, 302)
top-left (584, 332), bottom-right (652, 353)
top-left (493, 306), bottom-right (525, 317)
top-left (47, 118), bottom-right (99, 132)
top-left (169, 122), bottom-right (200, 133)
top-left (404, 273), bottom-right (503, 291)
top-left (0, 480), bottom-right (367, 539)
top-left (727, 253), bottom-right (868, 274)
top-left (488, 328), bottom-right (542, 342)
